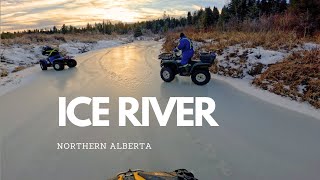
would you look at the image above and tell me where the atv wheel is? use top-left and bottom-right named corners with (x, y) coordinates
top-left (174, 169), bottom-right (196, 180)
top-left (160, 67), bottom-right (175, 82)
top-left (191, 70), bottom-right (210, 85)
top-left (67, 59), bottom-right (77, 68)
top-left (40, 61), bottom-right (47, 70)
top-left (53, 61), bottom-right (64, 71)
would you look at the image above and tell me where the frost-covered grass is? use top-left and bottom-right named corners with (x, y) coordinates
top-left (253, 49), bottom-right (320, 108)
top-left (211, 45), bottom-right (287, 78)
top-left (1, 33), bottom-right (118, 46)
top-left (0, 40), bottom-right (126, 75)
top-left (0, 38), bottom-right (125, 94)
top-left (162, 29), bottom-right (318, 53)
top-left (0, 38), bottom-right (129, 88)
top-left (211, 45), bottom-right (320, 109)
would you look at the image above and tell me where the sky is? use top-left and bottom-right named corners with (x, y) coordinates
top-left (0, 0), bottom-right (228, 32)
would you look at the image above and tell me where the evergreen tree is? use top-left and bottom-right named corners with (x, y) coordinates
top-left (219, 5), bottom-right (231, 22)
top-left (187, 12), bottom-right (192, 25)
top-left (52, 26), bottom-right (58, 33)
top-left (279, 0), bottom-right (288, 13)
top-left (61, 24), bottom-right (68, 34)
top-left (134, 27), bottom-right (143, 37)
top-left (204, 7), bottom-right (215, 28)
top-left (212, 7), bottom-right (220, 23)
top-left (248, 0), bottom-right (260, 19)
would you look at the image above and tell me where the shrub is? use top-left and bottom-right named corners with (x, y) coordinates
top-left (163, 27), bottom-right (302, 53)
top-left (134, 28), bottom-right (143, 38)
top-left (0, 69), bottom-right (9, 77)
top-left (253, 49), bottom-right (320, 108)
top-left (12, 66), bottom-right (26, 73)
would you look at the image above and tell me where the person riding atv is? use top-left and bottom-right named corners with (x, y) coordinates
top-left (39, 46), bottom-right (77, 71)
top-left (158, 35), bottom-right (216, 85)
top-left (173, 33), bottom-right (194, 74)
top-left (42, 46), bottom-right (61, 61)
top-left (108, 169), bottom-right (198, 180)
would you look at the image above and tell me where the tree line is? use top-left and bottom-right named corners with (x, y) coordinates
top-left (1, 0), bottom-right (319, 39)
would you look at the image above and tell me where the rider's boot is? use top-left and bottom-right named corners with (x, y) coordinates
top-left (180, 64), bottom-right (191, 76)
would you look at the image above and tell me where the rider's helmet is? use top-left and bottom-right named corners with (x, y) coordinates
top-left (42, 46), bottom-right (54, 55)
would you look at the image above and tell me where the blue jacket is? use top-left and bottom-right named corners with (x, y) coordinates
top-left (177, 36), bottom-right (194, 53)
top-left (177, 36), bottom-right (194, 65)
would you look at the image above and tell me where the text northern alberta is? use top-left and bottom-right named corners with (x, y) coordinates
top-left (57, 142), bottom-right (152, 150)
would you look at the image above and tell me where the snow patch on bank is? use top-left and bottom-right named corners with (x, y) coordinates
top-left (214, 45), bottom-right (288, 78)
top-left (0, 66), bottom-right (38, 96)
top-left (214, 74), bottom-right (320, 120)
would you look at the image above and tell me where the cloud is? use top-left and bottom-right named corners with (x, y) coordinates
top-left (1, 0), bottom-right (228, 31)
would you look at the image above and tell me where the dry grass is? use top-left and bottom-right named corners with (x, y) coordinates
top-left (11, 66), bottom-right (26, 73)
top-left (253, 49), bottom-right (320, 108)
top-left (163, 27), bottom-right (306, 53)
top-left (1, 33), bottom-right (117, 46)
top-left (0, 69), bottom-right (9, 77)
top-left (163, 28), bottom-right (319, 108)
top-left (315, 32), bottom-right (320, 44)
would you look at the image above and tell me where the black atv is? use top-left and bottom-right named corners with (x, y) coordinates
top-left (158, 51), bottom-right (216, 85)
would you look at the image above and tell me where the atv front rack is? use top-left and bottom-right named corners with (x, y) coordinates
top-left (158, 53), bottom-right (174, 60)
top-left (158, 53), bottom-right (182, 61)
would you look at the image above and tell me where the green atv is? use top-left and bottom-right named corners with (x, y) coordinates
top-left (158, 51), bottom-right (216, 86)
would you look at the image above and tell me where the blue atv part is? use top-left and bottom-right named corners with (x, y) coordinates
top-left (48, 54), bottom-right (62, 63)
top-left (39, 56), bottom-right (77, 71)
top-left (52, 60), bottom-right (65, 71)
top-left (39, 59), bottom-right (48, 70)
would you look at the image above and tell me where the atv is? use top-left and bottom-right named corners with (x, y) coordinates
top-left (39, 56), bottom-right (77, 71)
top-left (108, 169), bottom-right (198, 180)
top-left (39, 46), bottom-right (77, 71)
top-left (158, 51), bottom-right (216, 86)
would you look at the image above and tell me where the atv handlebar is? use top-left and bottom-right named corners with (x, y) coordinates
top-left (116, 169), bottom-right (144, 176)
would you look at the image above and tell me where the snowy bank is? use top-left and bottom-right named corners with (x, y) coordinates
top-left (213, 74), bottom-right (320, 120)
top-left (0, 39), bottom-right (129, 96)
top-left (203, 42), bottom-right (320, 110)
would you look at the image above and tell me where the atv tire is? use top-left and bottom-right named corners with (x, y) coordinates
top-left (174, 169), bottom-right (197, 180)
top-left (191, 70), bottom-right (210, 85)
top-left (53, 61), bottom-right (64, 71)
top-left (67, 59), bottom-right (77, 68)
top-left (40, 61), bottom-right (47, 70)
top-left (161, 67), bottom-right (175, 82)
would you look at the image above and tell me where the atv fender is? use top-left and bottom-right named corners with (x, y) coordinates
top-left (161, 61), bottom-right (179, 74)
top-left (39, 59), bottom-right (49, 65)
top-left (161, 60), bottom-right (178, 67)
top-left (52, 59), bottom-right (64, 64)
top-left (190, 62), bottom-right (211, 73)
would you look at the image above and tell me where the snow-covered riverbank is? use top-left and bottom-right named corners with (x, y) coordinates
top-left (203, 42), bottom-right (320, 110)
top-left (0, 39), bottom-right (130, 95)
top-left (213, 74), bottom-right (320, 120)
top-left (0, 39), bottom-right (128, 74)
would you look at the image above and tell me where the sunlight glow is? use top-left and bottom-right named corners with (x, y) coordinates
top-left (1, 0), bottom-right (226, 32)
top-left (102, 7), bottom-right (141, 23)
